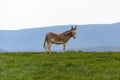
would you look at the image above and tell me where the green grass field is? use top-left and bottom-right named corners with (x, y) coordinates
top-left (0, 52), bottom-right (120, 80)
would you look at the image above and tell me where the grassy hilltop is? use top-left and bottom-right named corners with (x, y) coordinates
top-left (0, 52), bottom-right (120, 80)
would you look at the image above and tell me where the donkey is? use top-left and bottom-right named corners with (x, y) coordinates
top-left (43, 26), bottom-right (77, 52)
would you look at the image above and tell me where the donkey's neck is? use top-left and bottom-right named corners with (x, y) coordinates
top-left (61, 30), bottom-right (72, 43)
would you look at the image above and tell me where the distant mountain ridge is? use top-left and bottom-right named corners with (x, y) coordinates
top-left (82, 46), bottom-right (120, 52)
top-left (0, 22), bottom-right (120, 52)
top-left (0, 48), bottom-right (7, 52)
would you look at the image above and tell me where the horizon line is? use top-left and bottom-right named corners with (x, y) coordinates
top-left (0, 22), bottom-right (120, 30)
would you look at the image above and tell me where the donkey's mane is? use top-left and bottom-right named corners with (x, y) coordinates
top-left (63, 29), bottom-right (71, 34)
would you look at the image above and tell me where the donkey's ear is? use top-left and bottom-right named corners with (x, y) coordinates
top-left (71, 26), bottom-right (74, 29)
top-left (74, 26), bottom-right (77, 29)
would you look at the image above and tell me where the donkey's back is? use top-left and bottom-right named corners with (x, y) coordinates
top-left (45, 32), bottom-right (65, 44)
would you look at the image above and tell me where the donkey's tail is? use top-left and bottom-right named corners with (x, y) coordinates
top-left (43, 36), bottom-right (46, 49)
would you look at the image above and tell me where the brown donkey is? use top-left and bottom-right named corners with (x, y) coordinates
top-left (43, 26), bottom-right (77, 52)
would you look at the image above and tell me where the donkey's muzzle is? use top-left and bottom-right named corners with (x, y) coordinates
top-left (73, 35), bottom-right (76, 39)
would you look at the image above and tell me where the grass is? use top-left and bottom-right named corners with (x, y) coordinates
top-left (0, 51), bottom-right (120, 80)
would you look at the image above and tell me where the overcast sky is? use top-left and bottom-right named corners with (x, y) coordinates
top-left (0, 0), bottom-right (120, 30)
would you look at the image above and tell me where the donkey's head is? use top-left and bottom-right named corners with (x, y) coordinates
top-left (71, 26), bottom-right (77, 39)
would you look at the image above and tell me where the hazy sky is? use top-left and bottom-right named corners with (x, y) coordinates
top-left (0, 0), bottom-right (120, 30)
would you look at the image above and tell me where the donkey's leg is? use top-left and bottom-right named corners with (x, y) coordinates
top-left (63, 43), bottom-right (66, 52)
top-left (45, 43), bottom-right (48, 52)
top-left (45, 40), bottom-right (49, 53)
top-left (44, 42), bottom-right (47, 52)
top-left (48, 43), bottom-right (52, 53)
